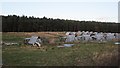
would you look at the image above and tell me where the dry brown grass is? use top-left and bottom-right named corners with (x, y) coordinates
top-left (92, 50), bottom-right (118, 66)
top-left (3, 32), bottom-right (65, 38)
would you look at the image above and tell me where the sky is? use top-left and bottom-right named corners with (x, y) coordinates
top-left (1, 0), bottom-right (119, 23)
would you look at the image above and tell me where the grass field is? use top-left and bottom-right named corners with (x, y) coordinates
top-left (2, 32), bottom-right (119, 66)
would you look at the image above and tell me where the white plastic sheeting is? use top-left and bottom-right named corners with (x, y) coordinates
top-left (64, 44), bottom-right (74, 47)
top-left (96, 33), bottom-right (104, 41)
top-left (65, 32), bottom-right (70, 35)
top-left (65, 35), bottom-right (75, 42)
top-left (77, 36), bottom-right (83, 40)
top-left (114, 42), bottom-right (120, 45)
top-left (115, 33), bottom-right (120, 39)
top-left (28, 36), bottom-right (38, 44)
top-left (77, 31), bottom-right (82, 35)
top-left (106, 33), bottom-right (115, 41)
top-left (64, 31), bottom-right (120, 42)
top-left (82, 34), bottom-right (90, 41)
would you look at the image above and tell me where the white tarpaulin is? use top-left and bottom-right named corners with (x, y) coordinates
top-left (96, 33), bottom-right (104, 41)
top-left (65, 32), bottom-right (70, 35)
top-left (114, 42), bottom-right (120, 45)
top-left (65, 35), bottom-right (75, 42)
top-left (106, 33), bottom-right (115, 41)
top-left (28, 36), bottom-right (38, 44)
top-left (115, 33), bottom-right (120, 39)
top-left (83, 34), bottom-right (90, 41)
top-left (64, 44), bottom-right (74, 47)
top-left (77, 36), bottom-right (83, 40)
top-left (65, 31), bottom-right (120, 42)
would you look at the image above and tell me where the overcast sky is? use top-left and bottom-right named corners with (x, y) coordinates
top-left (1, 0), bottom-right (119, 23)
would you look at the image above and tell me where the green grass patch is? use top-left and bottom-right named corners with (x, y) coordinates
top-left (2, 43), bottom-right (118, 66)
top-left (2, 34), bottom-right (24, 42)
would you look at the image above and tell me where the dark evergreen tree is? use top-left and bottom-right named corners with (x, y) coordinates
top-left (2, 15), bottom-right (120, 33)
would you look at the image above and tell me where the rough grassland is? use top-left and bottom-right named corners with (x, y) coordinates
top-left (2, 32), bottom-right (119, 66)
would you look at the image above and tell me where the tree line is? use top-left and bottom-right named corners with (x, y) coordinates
top-left (2, 15), bottom-right (120, 33)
